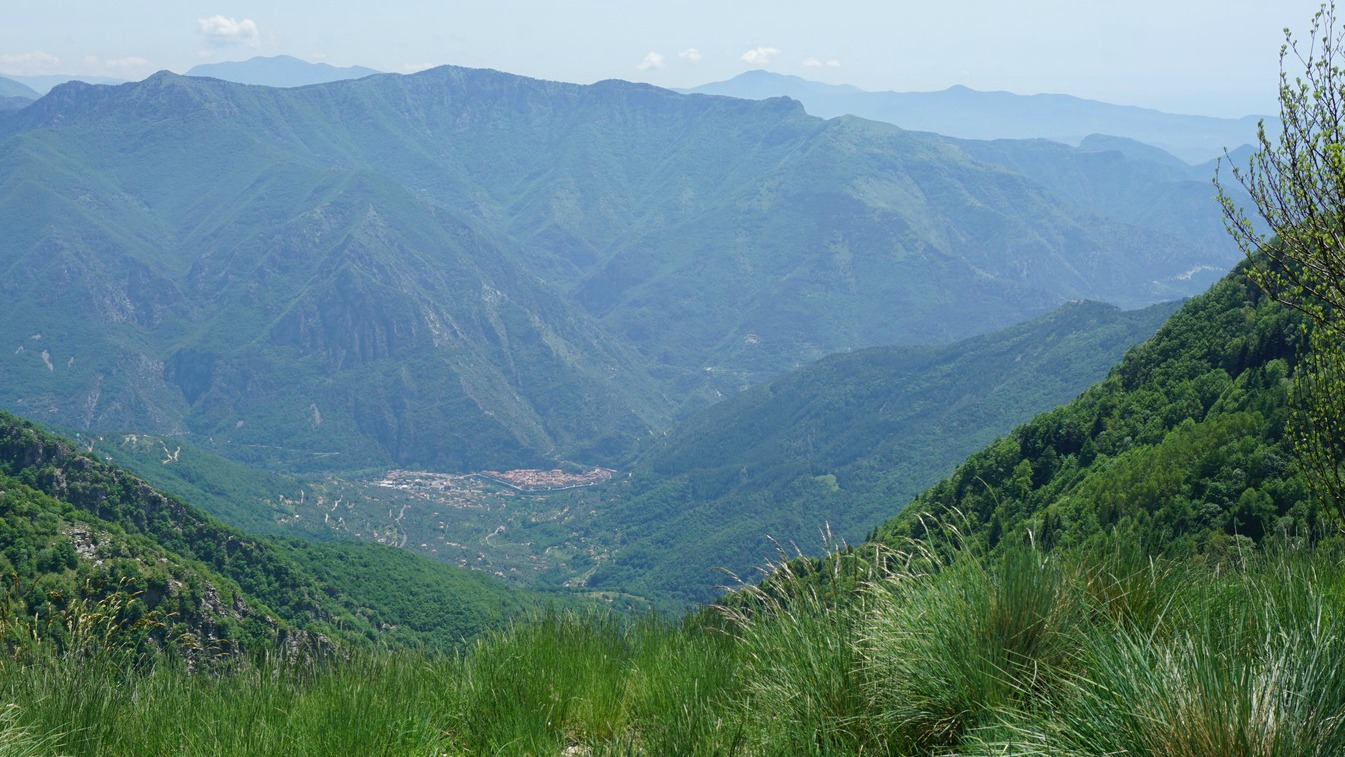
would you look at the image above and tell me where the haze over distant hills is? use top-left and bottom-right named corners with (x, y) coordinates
top-left (0, 76), bottom-right (38, 111)
top-left (0, 76), bottom-right (38, 100)
top-left (683, 70), bottom-right (1266, 164)
top-left (186, 55), bottom-right (383, 88)
top-left (0, 65), bottom-right (1240, 474)
top-left (3, 73), bottom-right (127, 95)
top-left (3, 55), bottom-right (381, 96)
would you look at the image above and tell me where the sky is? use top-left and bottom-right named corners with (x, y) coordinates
top-left (0, 0), bottom-right (1329, 117)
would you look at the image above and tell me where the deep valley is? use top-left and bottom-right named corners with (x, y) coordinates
top-left (1, 3), bottom-right (1343, 752)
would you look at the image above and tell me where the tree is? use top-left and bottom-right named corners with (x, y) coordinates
top-left (1217, 2), bottom-right (1345, 523)
top-left (1219, 3), bottom-right (1345, 321)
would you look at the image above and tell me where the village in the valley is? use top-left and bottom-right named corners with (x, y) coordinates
top-left (299, 465), bottom-right (622, 590)
top-left (376, 466), bottom-right (614, 496)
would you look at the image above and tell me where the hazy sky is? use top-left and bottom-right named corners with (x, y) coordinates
top-left (1, 1), bottom-right (1328, 117)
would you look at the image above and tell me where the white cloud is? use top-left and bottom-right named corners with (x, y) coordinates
top-left (678, 48), bottom-right (702, 64)
top-left (740, 46), bottom-right (781, 65)
top-left (197, 15), bottom-right (260, 48)
top-left (103, 56), bottom-right (152, 70)
top-left (0, 51), bottom-right (62, 75)
top-left (637, 51), bottom-right (665, 71)
top-left (803, 57), bottom-right (842, 68)
top-left (82, 55), bottom-right (152, 75)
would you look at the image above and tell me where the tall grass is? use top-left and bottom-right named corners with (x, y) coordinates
top-left (0, 651), bottom-right (450, 755)
top-left (719, 543), bottom-right (885, 754)
top-left (0, 541), bottom-right (1342, 755)
top-left (972, 551), bottom-right (1345, 756)
top-left (442, 611), bottom-right (632, 752)
top-left (0, 704), bottom-right (54, 757)
top-left (438, 609), bottom-right (742, 753)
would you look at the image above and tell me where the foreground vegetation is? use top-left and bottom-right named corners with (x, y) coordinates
top-left (0, 537), bottom-right (1341, 755)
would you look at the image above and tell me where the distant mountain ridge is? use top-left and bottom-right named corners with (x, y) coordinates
top-left (186, 55), bottom-right (382, 87)
top-left (0, 76), bottom-right (37, 111)
top-left (2, 73), bottom-right (126, 95)
top-left (0, 75), bottom-right (38, 100)
top-left (682, 70), bottom-right (1266, 163)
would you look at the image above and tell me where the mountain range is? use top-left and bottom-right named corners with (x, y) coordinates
top-left (0, 38), bottom-right (1340, 755)
top-left (0, 65), bottom-right (1240, 475)
top-left (683, 70), bottom-right (1266, 164)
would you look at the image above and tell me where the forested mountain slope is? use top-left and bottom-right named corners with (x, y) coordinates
top-left (0, 411), bottom-right (545, 655)
top-left (874, 267), bottom-right (1320, 555)
top-left (580, 299), bottom-right (1179, 604)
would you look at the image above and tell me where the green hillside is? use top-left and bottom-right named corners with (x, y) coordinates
top-left (0, 410), bottom-right (548, 656)
top-left (873, 266), bottom-right (1320, 556)
top-left (0, 411), bottom-right (319, 659)
top-left (0, 451), bottom-right (291, 661)
top-left (76, 430), bottom-right (323, 540)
